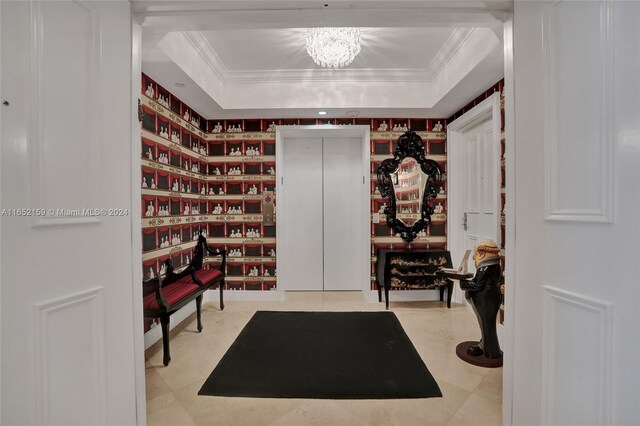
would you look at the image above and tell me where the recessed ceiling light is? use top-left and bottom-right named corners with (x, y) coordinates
top-left (174, 82), bottom-right (186, 88)
top-left (318, 111), bottom-right (327, 115)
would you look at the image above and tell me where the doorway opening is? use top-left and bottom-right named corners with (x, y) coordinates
top-left (275, 126), bottom-right (371, 292)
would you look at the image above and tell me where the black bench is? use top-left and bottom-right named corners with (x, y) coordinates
top-left (376, 249), bottom-right (455, 310)
top-left (143, 234), bottom-right (226, 366)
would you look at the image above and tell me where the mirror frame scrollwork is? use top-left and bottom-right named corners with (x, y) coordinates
top-left (376, 130), bottom-right (442, 243)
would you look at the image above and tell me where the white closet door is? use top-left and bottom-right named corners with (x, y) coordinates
top-left (464, 118), bottom-right (498, 273)
top-left (323, 138), bottom-right (362, 290)
top-left (1, 2), bottom-right (138, 424)
top-left (282, 138), bottom-right (324, 290)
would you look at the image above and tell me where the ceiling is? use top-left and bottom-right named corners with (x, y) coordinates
top-left (136, 1), bottom-right (511, 119)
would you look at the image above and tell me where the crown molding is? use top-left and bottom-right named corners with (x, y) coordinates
top-left (181, 31), bottom-right (230, 81)
top-left (180, 29), bottom-right (475, 85)
top-left (424, 28), bottom-right (474, 80)
top-left (180, 28), bottom-right (474, 84)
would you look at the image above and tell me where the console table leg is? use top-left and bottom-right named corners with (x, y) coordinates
top-left (384, 285), bottom-right (390, 310)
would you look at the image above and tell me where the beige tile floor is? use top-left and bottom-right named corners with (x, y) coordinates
top-left (145, 292), bottom-right (503, 426)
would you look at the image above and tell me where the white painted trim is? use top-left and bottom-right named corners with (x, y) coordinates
top-left (541, 286), bottom-right (613, 425)
top-left (502, 14), bottom-right (516, 426)
top-left (276, 126), bottom-right (370, 293)
top-left (181, 31), bottom-right (228, 81)
top-left (207, 289), bottom-right (285, 302)
top-left (362, 290), bottom-right (453, 305)
top-left (29, 1), bottom-right (102, 228)
top-left (130, 15), bottom-right (146, 426)
top-left (425, 28), bottom-right (475, 81)
top-left (542, 2), bottom-right (614, 223)
top-left (447, 91), bottom-right (501, 304)
top-left (385, 290), bottom-right (453, 303)
top-left (182, 28), bottom-right (473, 84)
top-left (0, 1), bottom-right (3, 414)
top-left (34, 287), bottom-right (107, 425)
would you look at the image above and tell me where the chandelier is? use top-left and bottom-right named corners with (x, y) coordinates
top-left (305, 27), bottom-right (362, 68)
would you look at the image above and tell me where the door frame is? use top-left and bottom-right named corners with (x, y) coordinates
top-left (130, 11), bottom-right (516, 426)
top-left (130, 16), bottom-right (146, 426)
top-left (447, 91), bottom-right (502, 304)
top-left (275, 125), bottom-right (371, 293)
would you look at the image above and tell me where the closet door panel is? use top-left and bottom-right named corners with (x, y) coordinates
top-left (323, 138), bottom-right (362, 290)
top-left (282, 138), bottom-right (324, 290)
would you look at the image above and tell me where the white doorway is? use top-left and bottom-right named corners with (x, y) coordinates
top-left (447, 93), bottom-right (502, 285)
top-left (276, 126), bottom-right (370, 292)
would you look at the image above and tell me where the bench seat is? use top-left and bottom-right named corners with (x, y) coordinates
top-left (143, 233), bottom-right (226, 366)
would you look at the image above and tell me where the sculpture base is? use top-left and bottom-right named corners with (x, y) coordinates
top-left (455, 341), bottom-right (503, 368)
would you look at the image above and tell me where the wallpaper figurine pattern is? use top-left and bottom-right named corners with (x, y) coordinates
top-left (140, 72), bottom-right (449, 331)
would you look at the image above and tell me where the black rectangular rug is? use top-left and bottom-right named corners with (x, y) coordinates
top-left (198, 311), bottom-right (442, 399)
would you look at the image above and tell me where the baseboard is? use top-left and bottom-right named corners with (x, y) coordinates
top-left (204, 289), bottom-right (286, 303)
top-left (144, 303), bottom-right (196, 350)
top-left (363, 289), bottom-right (447, 304)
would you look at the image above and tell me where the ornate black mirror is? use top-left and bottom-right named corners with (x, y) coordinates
top-left (377, 131), bottom-right (442, 243)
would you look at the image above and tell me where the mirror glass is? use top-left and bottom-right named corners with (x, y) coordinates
top-left (393, 157), bottom-right (429, 227)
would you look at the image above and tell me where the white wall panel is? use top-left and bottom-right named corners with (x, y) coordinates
top-left (483, 127), bottom-right (495, 213)
top-left (466, 134), bottom-right (479, 213)
top-left (30, 1), bottom-right (101, 226)
top-left (541, 286), bottom-right (612, 425)
top-left (543, 1), bottom-right (614, 222)
top-left (34, 288), bottom-right (107, 425)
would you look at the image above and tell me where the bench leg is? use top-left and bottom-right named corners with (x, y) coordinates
top-left (219, 281), bottom-right (225, 310)
top-left (196, 294), bottom-right (203, 332)
top-left (439, 286), bottom-right (445, 302)
top-left (160, 316), bottom-right (171, 366)
top-left (376, 282), bottom-right (382, 303)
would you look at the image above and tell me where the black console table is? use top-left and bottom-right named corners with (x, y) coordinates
top-left (376, 249), bottom-right (455, 310)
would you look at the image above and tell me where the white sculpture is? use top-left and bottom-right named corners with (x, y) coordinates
top-left (432, 121), bottom-right (443, 132)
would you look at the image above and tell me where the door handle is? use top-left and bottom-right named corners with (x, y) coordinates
top-left (462, 212), bottom-right (468, 231)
